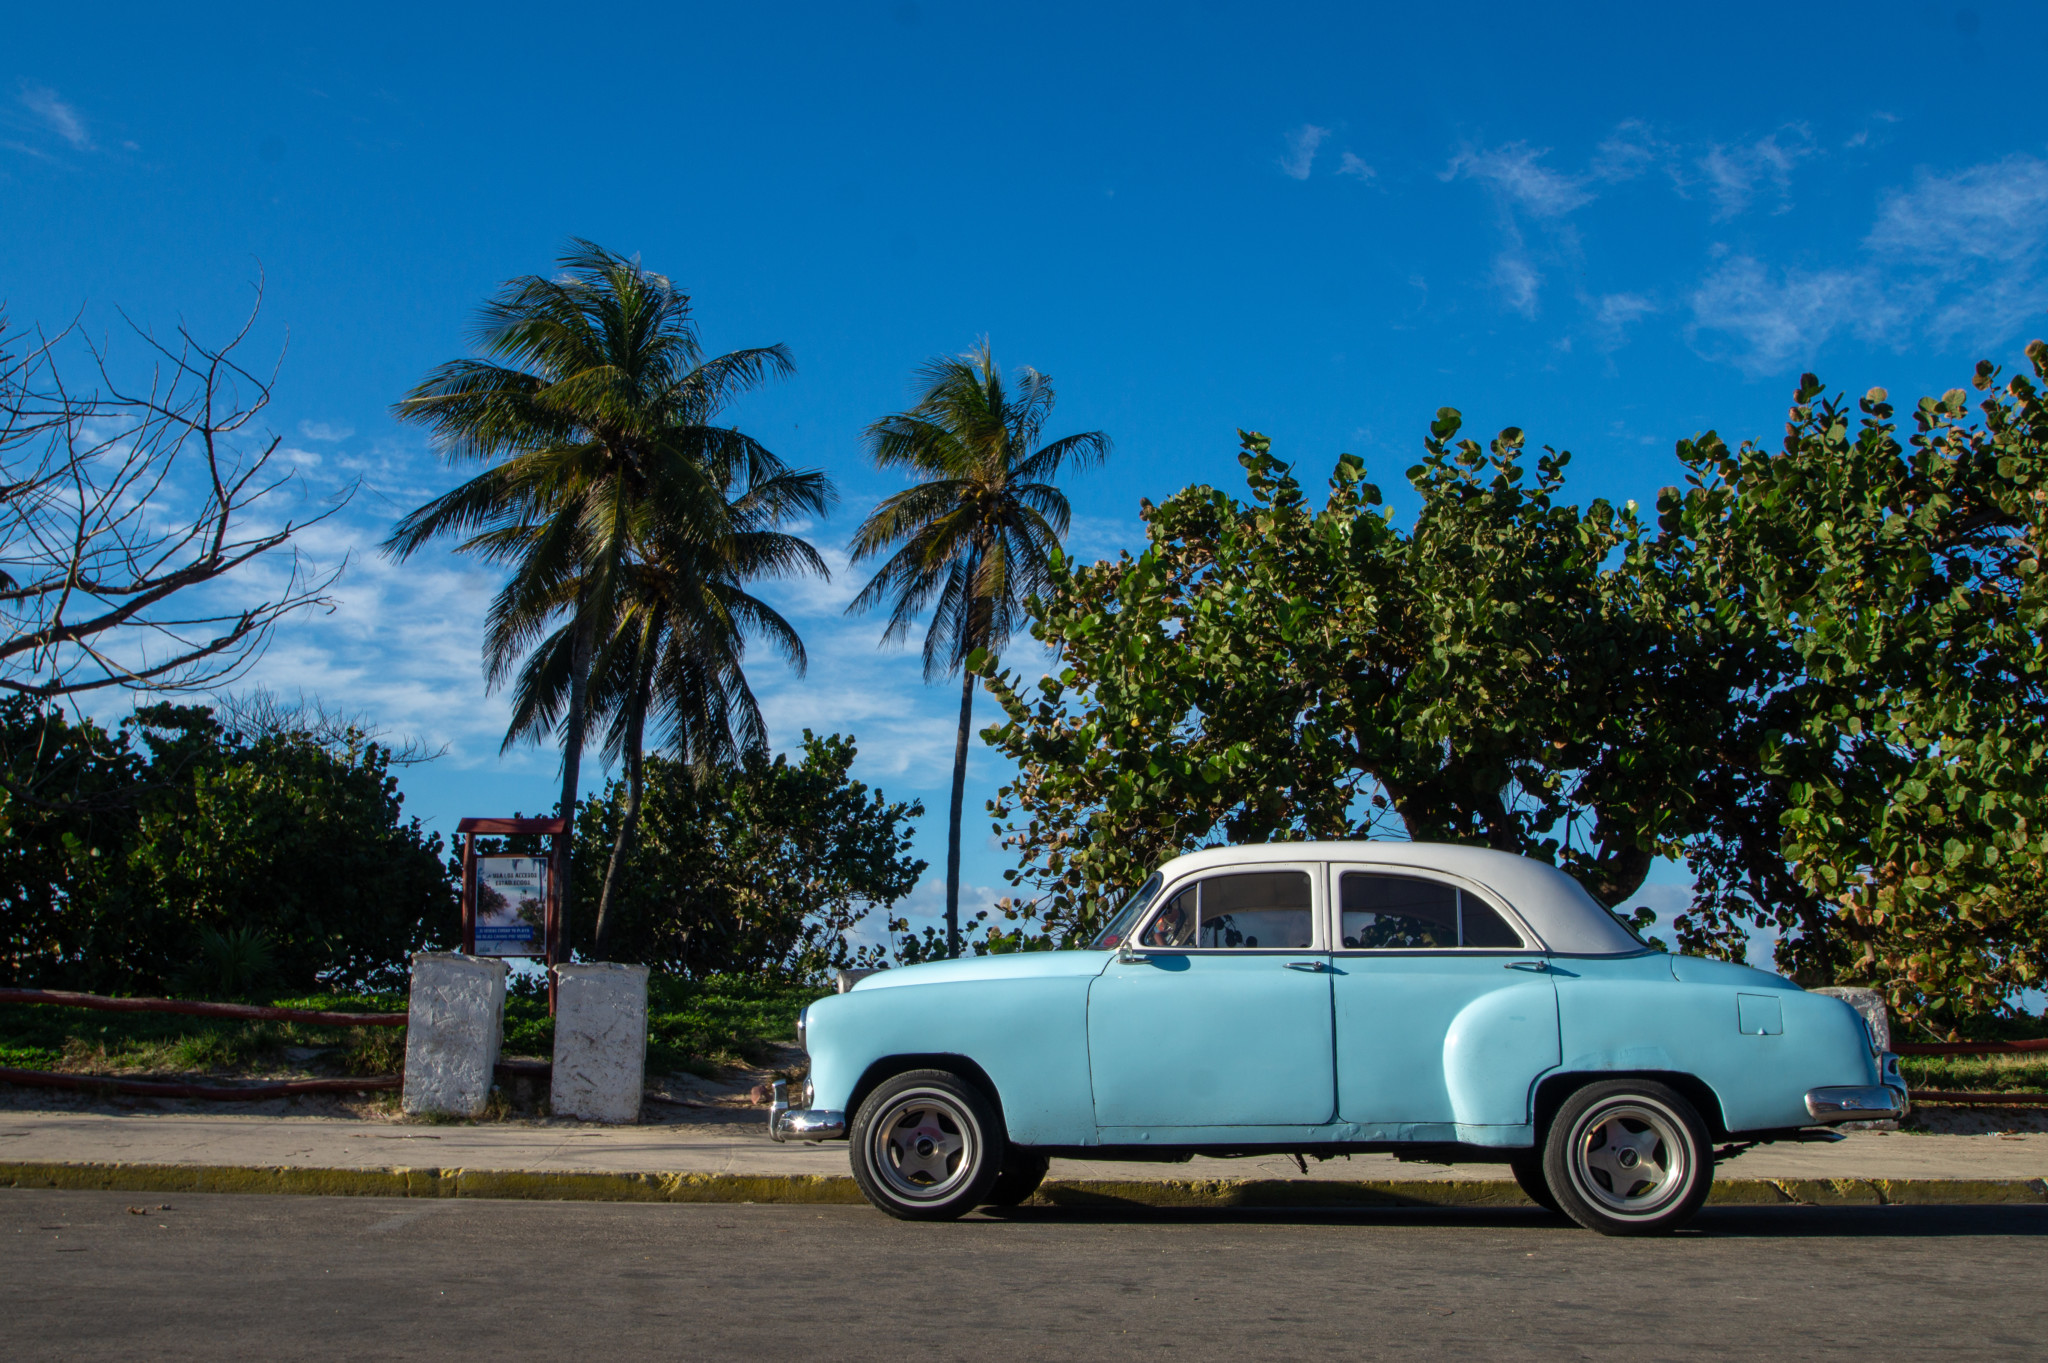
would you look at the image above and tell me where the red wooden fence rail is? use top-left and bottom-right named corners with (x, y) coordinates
top-left (0, 988), bottom-right (406, 1028)
top-left (1893, 1038), bottom-right (2048, 1056)
top-left (0, 1068), bottom-right (403, 1100)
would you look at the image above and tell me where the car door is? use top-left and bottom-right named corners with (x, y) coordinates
top-left (1328, 866), bottom-right (1560, 1132)
top-left (1087, 865), bottom-right (1335, 1132)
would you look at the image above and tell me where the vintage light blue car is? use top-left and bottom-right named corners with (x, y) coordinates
top-left (770, 842), bottom-right (1906, 1235)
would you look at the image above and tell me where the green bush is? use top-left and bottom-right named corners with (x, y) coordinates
top-left (571, 734), bottom-right (922, 980)
top-left (0, 701), bottom-right (455, 993)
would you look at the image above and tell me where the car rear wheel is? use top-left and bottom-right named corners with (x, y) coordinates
top-left (849, 1069), bottom-right (1003, 1220)
top-left (1543, 1079), bottom-right (1713, 1236)
top-left (984, 1149), bottom-right (1050, 1208)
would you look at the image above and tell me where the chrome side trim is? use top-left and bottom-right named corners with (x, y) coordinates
top-left (774, 1107), bottom-right (848, 1141)
top-left (1805, 1084), bottom-right (1907, 1123)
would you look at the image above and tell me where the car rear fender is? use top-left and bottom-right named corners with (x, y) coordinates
top-left (1532, 1069), bottom-right (1733, 1142)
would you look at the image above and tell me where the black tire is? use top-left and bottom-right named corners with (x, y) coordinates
top-left (984, 1148), bottom-right (1050, 1208)
top-left (848, 1068), bottom-right (1004, 1221)
top-left (1542, 1079), bottom-right (1713, 1236)
top-left (1508, 1150), bottom-right (1561, 1214)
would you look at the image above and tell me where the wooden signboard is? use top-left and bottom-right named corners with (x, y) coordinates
top-left (457, 816), bottom-right (567, 1013)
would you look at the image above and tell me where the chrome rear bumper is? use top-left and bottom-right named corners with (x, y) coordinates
top-left (767, 1079), bottom-right (847, 1142)
top-left (1805, 1083), bottom-right (1908, 1123)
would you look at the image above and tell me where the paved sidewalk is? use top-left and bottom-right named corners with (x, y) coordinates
top-left (3, 1108), bottom-right (2044, 1188)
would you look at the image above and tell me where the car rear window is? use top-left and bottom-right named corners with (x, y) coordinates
top-left (1339, 872), bottom-right (1525, 949)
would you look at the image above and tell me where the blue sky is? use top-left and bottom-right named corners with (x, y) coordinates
top-left (8, 1), bottom-right (2048, 944)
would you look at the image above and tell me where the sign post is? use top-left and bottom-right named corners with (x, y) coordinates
top-left (456, 816), bottom-right (568, 1014)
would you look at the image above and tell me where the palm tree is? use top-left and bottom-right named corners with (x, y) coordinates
top-left (384, 240), bottom-right (818, 953)
top-left (847, 343), bottom-right (1110, 957)
top-left (570, 473), bottom-right (828, 959)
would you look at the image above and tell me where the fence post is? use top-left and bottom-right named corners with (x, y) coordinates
top-left (402, 952), bottom-right (508, 1119)
top-left (1813, 986), bottom-right (1891, 1051)
top-left (550, 962), bottom-right (649, 1123)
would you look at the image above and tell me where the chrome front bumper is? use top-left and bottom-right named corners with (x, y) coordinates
top-left (767, 1079), bottom-right (846, 1142)
top-left (1805, 1082), bottom-right (1909, 1124)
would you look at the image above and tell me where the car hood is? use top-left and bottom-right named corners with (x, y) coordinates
top-left (849, 950), bottom-right (1114, 991)
top-left (1668, 954), bottom-right (1800, 991)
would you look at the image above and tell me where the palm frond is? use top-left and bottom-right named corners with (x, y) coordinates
top-left (846, 342), bottom-right (1108, 676)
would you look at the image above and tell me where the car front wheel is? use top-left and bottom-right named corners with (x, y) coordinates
top-left (1508, 1150), bottom-right (1561, 1214)
top-left (1542, 1079), bottom-right (1713, 1236)
top-left (849, 1069), bottom-right (1003, 1220)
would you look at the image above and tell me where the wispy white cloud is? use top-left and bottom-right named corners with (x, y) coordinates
top-left (1690, 152), bottom-right (2048, 373)
top-left (1492, 249), bottom-right (1542, 319)
top-left (1444, 141), bottom-right (1596, 218)
top-left (1442, 134), bottom-right (1661, 317)
top-left (1688, 256), bottom-right (1880, 373)
top-left (297, 419), bottom-right (355, 442)
top-left (1590, 120), bottom-right (1671, 184)
top-left (18, 83), bottom-right (91, 150)
top-left (1692, 126), bottom-right (1814, 219)
top-left (1335, 151), bottom-right (1375, 182)
top-left (233, 515), bottom-right (531, 770)
top-left (1278, 124), bottom-right (1330, 181)
top-left (1587, 291), bottom-right (1658, 348)
top-left (1443, 121), bottom-right (1832, 327)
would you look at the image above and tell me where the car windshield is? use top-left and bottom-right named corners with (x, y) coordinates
top-left (1089, 873), bottom-right (1164, 949)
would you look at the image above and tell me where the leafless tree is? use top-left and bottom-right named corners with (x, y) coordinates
top-left (0, 283), bottom-right (346, 702)
top-left (211, 686), bottom-right (447, 766)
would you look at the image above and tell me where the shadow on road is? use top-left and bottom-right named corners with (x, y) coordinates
top-left (980, 1202), bottom-right (2048, 1237)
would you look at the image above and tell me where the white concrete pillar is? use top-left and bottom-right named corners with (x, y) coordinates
top-left (1814, 986), bottom-right (1891, 1050)
top-left (402, 952), bottom-right (508, 1119)
top-left (550, 962), bottom-right (650, 1124)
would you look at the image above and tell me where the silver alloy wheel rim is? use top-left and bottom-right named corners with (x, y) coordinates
top-left (1567, 1096), bottom-right (1691, 1219)
top-left (868, 1088), bottom-right (979, 1202)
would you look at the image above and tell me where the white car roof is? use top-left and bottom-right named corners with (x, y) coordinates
top-left (1150, 841), bottom-right (1647, 956)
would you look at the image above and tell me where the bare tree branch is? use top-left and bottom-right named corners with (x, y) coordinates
top-left (0, 283), bottom-right (351, 700)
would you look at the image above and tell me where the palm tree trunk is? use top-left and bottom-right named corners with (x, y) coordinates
top-left (945, 665), bottom-right (974, 959)
top-left (556, 604), bottom-right (597, 960)
top-left (592, 656), bottom-right (652, 962)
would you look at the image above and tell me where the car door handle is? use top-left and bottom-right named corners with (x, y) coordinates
top-left (1283, 960), bottom-right (1329, 973)
top-left (1505, 960), bottom-right (1551, 973)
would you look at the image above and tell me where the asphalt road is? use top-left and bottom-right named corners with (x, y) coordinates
top-left (6, 1191), bottom-right (2045, 1360)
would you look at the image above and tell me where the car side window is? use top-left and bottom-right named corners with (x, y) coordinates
top-left (1141, 870), bottom-right (1314, 950)
top-left (1339, 872), bottom-right (1526, 950)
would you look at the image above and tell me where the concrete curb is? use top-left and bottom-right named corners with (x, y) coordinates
top-left (4, 1161), bottom-right (2044, 1208)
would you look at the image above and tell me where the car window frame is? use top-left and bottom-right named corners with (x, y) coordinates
top-left (1131, 862), bottom-right (1328, 954)
top-left (1323, 863), bottom-right (1543, 954)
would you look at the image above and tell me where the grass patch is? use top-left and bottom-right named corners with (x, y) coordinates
top-left (502, 973), bottom-right (829, 1076)
top-left (646, 974), bottom-right (830, 1076)
top-left (0, 993), bottom-right (406, 1079)
top-left (1, 975), bottom-right (827, 1083)
top-left (1895, 1012), bottom-right (2048, 1094)
top-left (1898, 1052), bottom-right (2048, 1093)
